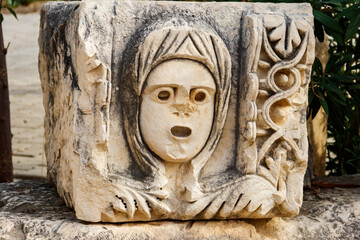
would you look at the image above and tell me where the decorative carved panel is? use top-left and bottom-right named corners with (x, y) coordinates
top-left (39, 0), bottom-right (314, 222)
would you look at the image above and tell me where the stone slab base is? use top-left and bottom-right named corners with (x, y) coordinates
top-left (1, 177), bottom-right (360, 239)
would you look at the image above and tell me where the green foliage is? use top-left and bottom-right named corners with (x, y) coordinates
top-left (1, 0), bottom-right (18, 23)
top-left (252, 0), bottom-right (360, 175)
top-left (310, 0), bottom-right (360, 175)
top-left (7, 0), bottom-right (36, 7)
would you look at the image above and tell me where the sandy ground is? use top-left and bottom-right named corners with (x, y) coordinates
top-left (3, 13), bottom-right (46, 179)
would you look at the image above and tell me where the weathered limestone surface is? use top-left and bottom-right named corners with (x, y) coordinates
top-left (39, 0), bottom-right (314, 222)
top-left (1, 178), bottom-right (359, 240)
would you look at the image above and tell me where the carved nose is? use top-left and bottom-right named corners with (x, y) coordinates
top-left (171, 126), bottom-right (192, 138)
top-left (172, 102), bottom-right (192, 117)
top-left (173, 112), bottom-right (190, 117)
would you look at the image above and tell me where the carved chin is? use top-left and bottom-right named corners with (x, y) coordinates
top-left (164, 142), bottom-right (191, 163)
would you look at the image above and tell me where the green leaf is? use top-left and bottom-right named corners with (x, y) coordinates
top-left (325, 29), bottom-right (344, 46)
top-left (325, 54), bottom-right (352, 73)
top-left (344, 12), bottom-right (360, 41)
top-left (314, 0), bottom-right (342, 7)
top-left (314, 19), bottom-right (325, 42)
top-left (331, 74), bottom-right (359, 83)
top-left (318, 91), bottom-right (329, 115)
top-left (308, 88), bottom-right (314, 105)
top-left (312, 57), bottom-right (323, 76)
top-left (320, 76), bottom-right (326, 89)
top-left (325, 55), bottom-right (339, 73)
top-left (344, 147), bottom-right (355, 156)
top-left (325, 80), bottom-right (347, 101)
top-left (6, 7), bottom-right (17, 20)
top-left (349, 84), bottom-right (360, 90)
top-left (310, 95), bottom-right (321, 119)
top-left (313, 9), bottom-right (344, 34)
top-left (328, 93), bottom-right (346, 106)
top-left (355, 38), bottom-right (360, 60)
top-left (335, 3), bottom-right (360, 21)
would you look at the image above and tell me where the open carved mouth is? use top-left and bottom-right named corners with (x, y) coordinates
top-left (170, 126), bottom-right (192, 138)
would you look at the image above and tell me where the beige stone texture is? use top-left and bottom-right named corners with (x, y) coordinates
top-left (1, 177), bottom-right (360, 239)
top-left (39, 0), bottom-right (314, 222)
top-left (307, 107), bottom-right (327, 176)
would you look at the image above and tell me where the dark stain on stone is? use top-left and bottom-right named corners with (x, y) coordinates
top-left (0, 200), bottom-right (5, 209)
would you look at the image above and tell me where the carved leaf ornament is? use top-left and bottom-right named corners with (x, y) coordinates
top-left (113, 185), bottom-right (170, 220)
top-left (182, 15), bottom-right (312, 218)
top-left (103, 15), bottom-right (312, 220)
top-left (235, 15), bottom-right (311, 217)
top-left (40, 1), bottom-right (314, 222)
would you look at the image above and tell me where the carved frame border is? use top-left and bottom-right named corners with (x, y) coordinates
top-left (46, 2), bottom-right (314, 221)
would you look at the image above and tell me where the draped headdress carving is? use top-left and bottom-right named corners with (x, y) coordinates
top-left (120, 19), bottom-right (231, 198)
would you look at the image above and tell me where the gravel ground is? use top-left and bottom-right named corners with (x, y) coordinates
top-left (3, 13), bottom-right (46, 179)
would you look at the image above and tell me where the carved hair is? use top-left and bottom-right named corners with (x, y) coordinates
top-left (120, 20), bottom-right (231, 198)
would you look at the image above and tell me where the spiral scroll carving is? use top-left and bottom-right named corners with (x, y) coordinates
top-left (236, 14), bottom-right (314, 217)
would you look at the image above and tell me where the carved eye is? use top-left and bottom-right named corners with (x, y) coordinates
top-left (191, 89), bottom-right (208, 104)
top-left (158, 90), bottom-right (171, 101)
top-left (153, 87), bottom-right (173, 103)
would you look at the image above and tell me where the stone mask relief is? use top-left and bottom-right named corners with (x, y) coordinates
top-left (140, 59), bottom-right (216, 163)
top-left (40, 1), bottom-right (314, 222)
top-left (120, 22), bottom-right (232, 201)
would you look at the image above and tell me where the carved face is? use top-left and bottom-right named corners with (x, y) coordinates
top-left (140, 59), bottom-right (216, 163)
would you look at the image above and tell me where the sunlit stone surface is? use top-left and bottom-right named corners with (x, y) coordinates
top-left (2, 177), bottom-right (360, 239)
top-left (39, 0), bottom-right (315, 222)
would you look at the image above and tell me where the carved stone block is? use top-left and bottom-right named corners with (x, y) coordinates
top-left (39, 0), bottom-right (315, 222)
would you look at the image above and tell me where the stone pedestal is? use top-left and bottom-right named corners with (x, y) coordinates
top-left (39, 0), bottom-right (314, 222)
top-left (1, 177), bottom-right (360, 239)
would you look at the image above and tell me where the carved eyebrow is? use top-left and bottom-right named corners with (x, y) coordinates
top-left (142, 84), bottom-right (179, 94)
top-left (143, 84), bottom-right (216, 95)
top-left (146, 83), bottom-right (179, 88)
top-left (190, 86), bottom-right (216, 92)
